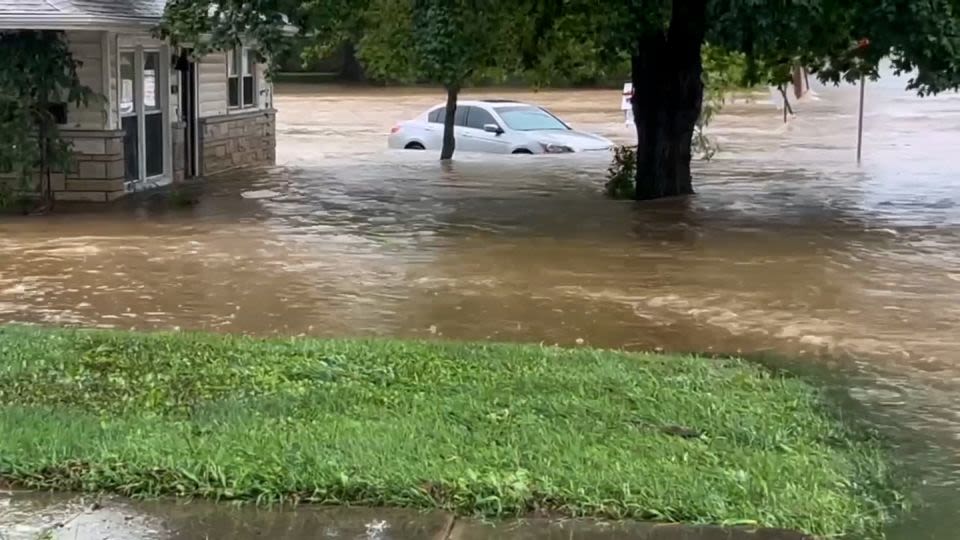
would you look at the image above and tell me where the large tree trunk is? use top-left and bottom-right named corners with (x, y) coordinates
top-left (631, 0), bottom-right (707, 201)
top-left (440, 85), bottom-right (458, 160)
top-left (339, 42), bottom-right (366, 83)
top-left (37, 92), bottom-right (54, 210)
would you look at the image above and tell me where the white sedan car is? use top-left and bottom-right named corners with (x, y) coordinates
top-left (388, 100), bottom-right (613, 154)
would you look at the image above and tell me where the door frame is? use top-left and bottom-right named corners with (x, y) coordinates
top-left (459, 106), bottom-right (511, 154)
top-left (118, 49), bottom-right (140, 183)
top-left (117, 44), bottom-right (170, 188)
top-left (179, 50), bottom-right (199, 178)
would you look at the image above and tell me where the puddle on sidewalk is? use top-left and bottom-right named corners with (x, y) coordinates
top-left (0, 492), bottom-right (810, 540)
top-left (0, 491), bottom-right (452, 540)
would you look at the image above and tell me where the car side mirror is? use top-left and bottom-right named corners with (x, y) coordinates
top-left (483, 124), bottom-right (503, 135)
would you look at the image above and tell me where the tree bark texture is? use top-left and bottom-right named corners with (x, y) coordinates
top-left (441, 85), bottom-right (459, 160)
top-left (339, 42), bottom-right (366, 82)
top-left (631, 0), bottom-right (707, 201)
top-left (37, 90), bottom-right (53, 207)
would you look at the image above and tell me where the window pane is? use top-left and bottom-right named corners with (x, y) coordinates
top-left (243, 76), bottom-right (254, 106)
top-left (143, 52), bottom-right (160, 111)
top-left (453, 106), bottom-right (468, 127)
top-left (428, 108), bottom-right (443, 123)
top-left (48, 103), bottom-right (67, 125)
top-left (466, 107), bottom-right (496, 130)
top-left (120, 52), bottom-right (135, 115)
top-left (145, 113), bottom-right (163, 177)
top-left (228, 49), bottom-right (240, 76)
top-left (228, 78), bottom-right (239, 107)
top-left (245, 49), bottom-right (255, 76)
top-left (122, 115), bottom-right (139, 181)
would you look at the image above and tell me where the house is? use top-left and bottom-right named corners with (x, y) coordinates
top-left (0, 0), bottom-right (276, 202)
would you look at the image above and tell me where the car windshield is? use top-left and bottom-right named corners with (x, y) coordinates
top-left (495, 106), bottom-right (569, 131)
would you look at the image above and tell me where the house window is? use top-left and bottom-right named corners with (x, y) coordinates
top-left (227, 48), bottom-right (256, 108)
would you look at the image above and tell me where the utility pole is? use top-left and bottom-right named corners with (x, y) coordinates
top-left (857, 73), bottom-right (865, 165)
top-left (855, 38), bottom-right (870, 165)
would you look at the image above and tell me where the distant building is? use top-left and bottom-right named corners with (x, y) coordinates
top-left (0, 0), bottom-right (276, 202)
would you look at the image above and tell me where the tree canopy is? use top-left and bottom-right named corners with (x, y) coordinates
top-left (506, 0), bottom-right (960, 198)
top-left (496, 0), bottom-right (960, 95)
top-left (297, 0), bottom-right (522, 158)
top-left (161, 0), bottom-right (960, 196)
top-left (161, 0), bottom-right (960, 95)
top-left (160, 0), bottom-right (301, 69)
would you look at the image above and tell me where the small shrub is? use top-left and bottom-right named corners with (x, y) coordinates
top-left (168, 186), bottom-right (199, 208)
top-left (0, 183), bottom-right (11, 209)
top-left (693, 93), bottom-right (721, 161)
top-left (0, 183), bottom-right (35, 214)
top-left (604, 145), bottom-right (636, 200)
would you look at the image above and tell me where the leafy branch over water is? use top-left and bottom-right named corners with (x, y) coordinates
top-left (0, 31), bottom-right (95, 211)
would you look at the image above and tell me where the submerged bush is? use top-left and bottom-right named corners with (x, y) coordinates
top-left (604, 145), bottom-right (636, 200)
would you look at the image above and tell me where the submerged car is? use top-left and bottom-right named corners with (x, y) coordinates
top-left (388, 100), bottom-right (613, 154)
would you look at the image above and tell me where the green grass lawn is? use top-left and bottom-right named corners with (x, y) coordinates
top-left (0, 326), bottom-right (899, 537)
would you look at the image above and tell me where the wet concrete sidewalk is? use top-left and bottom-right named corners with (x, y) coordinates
top-left (0, 491), bottom-right (810, 540)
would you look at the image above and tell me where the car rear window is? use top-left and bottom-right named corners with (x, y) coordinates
top-left (454, 107), bottom-right (469, 126)
top-left (428, 107), bottom-right (468, 126)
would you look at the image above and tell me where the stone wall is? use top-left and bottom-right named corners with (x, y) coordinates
top-left (2, 111), bottom-right (277, 204)
top-left (0, 130), bottom-right (126, 202)
top-left (199, 110), bottom-right (276, 176)
top-left (61, 130), bottom-right (126, 201)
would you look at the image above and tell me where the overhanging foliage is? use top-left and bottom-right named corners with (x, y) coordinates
top-left (0, 30), bottom-right (94, 208)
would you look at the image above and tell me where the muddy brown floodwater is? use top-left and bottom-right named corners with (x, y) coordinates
top-left (1, 70), bottom-right (959, 538)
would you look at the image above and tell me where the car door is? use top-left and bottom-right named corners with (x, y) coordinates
top-left (453, 106), bottom-right (470, 151)
top-left (424, 106), bottom-right (468, 151)
top-left (461, 107), bottom-right (511, 154)
top-left (421, 108), bottom-right (446, 149)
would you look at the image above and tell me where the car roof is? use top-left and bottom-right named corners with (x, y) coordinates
top-left (428, 100), bottom-right (532, 110)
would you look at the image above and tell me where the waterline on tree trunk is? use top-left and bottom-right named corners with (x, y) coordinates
top-left (440, 86), bottom-right (458, 161)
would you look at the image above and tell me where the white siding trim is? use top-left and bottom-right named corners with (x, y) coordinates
top-left (162, 44), bottom-right (173, 189)
top-left (101, 31), bottom-right (119, 130)
top-left (198, 50), bottom-right (228, 118)
top-left (118, 34), bottom-right (165, 49)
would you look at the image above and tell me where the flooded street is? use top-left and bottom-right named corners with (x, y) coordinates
top-left (2, 73), bottom-right (959, 537)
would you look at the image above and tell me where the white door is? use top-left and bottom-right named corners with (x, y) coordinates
top-left (142, 51), bottom-right (164, 179)
top-left (120, 48), bottom-right (167, 185)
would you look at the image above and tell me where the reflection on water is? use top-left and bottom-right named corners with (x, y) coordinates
top-left (1, 75), bottom-right (958, 538)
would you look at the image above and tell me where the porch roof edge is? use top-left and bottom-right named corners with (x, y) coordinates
top-left (0, 15), bottom-right (159, 32)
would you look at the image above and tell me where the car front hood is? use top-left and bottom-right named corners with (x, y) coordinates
top-left (529, 130), bottom-right (613, 151)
